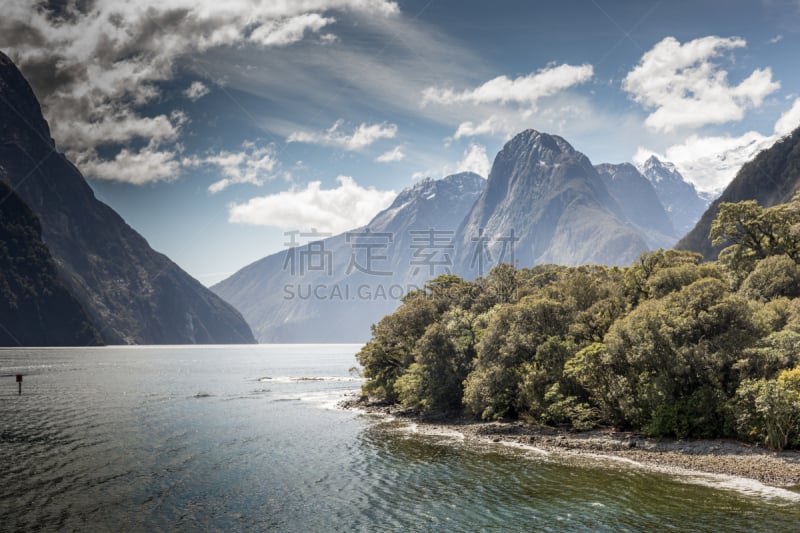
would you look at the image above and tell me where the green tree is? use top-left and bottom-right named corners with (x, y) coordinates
top-left (599, 278), bottom-right (759, 436)
top-left (739, 255), bottom-right (800, 301)
top-left (395, 308), bottom-right (478, 413)
top-left (357, 294), bottom-right (439, 402)
top-left (463, 297), bottom-right (571, 419)
top-left (735, 367), bottom-right (800, 450)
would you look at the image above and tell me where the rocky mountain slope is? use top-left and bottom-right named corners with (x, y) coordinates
top-left (0, 181), bottom-right (101, 346)
top-left (452, 130), bottom-right (649, 277)
top-left (0, 51), bottom-right (255, 344)
top-left (639, 156), bottom-right (709, 236)
top-left (594, 162), bottom-right (677, 249)
top-left (213, 173), bottom-right (485, 342)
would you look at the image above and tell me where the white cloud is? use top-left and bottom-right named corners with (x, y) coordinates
top-left (454, 115), bottom-right (508, 139)
top-left (287, 120), bottom-right (398, 150)
top-left (183, 142), bottom-right (278, 193)
top-left (184, 81), bottom-right (210, 101)
top-left (376, 145), bottom-right (405, 162)
top-left (769, 34), bottom-right (784, 44)
top-left (774, 97), bottom-right (800, 137)
top-left (457, 143), bottom-right (491, 178)
top-left (228, 176), bottom-right (396, 233)
top-left (76, 142), bottom-right (180, 185)
top-left (0, 0), bottom-right (399, 183)
top-left (633, 97), bottom-right (800, 193)
top-left (422, 64), bottom-right (593, 106)
top-left (54, 110), bottom-right (188, 154)
top-left (248, 13), bottom-right (335, 46)
top-left (623, 36), bottom-right (780, 132)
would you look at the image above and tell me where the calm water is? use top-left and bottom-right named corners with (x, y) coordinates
top-left (1, 345), bottom-right (799, 532)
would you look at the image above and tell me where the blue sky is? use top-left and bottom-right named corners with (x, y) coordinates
top-left (3, 0), bottom-right (800, 285)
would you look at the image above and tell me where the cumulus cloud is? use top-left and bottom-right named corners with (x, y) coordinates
top-left (634, 97), bottom-right (800, 192)
top-left (454, 115), bottom-right (508, 139)
top-left (287, 120), bottom-right (398, 150)
top-left (624, 36), bottom-right (780, 132)
top-left (0, 0), bottom-right (399, 184)
top-left (422, 64), bottom-right (593, 106)
top-left (376, 145), bottom-right (405, 162)
top-left (457, 144), bottom-right (491, 178)
top-left (228, 176), bottom-right (396, 233)
top-left (183, 142), bottom-right (278, 193)
top-left (422, 64), bottom-right (593, 140)
top-left (75, 142), bottom-right (181, 185)
top-left (184, 81), bottom-right (210, 101)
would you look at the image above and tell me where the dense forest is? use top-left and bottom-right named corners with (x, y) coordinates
top-left (356, 196), bottom-right (800, 450)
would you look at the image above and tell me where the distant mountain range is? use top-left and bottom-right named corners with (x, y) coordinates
top-left (215, 129), bottom-right (710, 342)
top-left (638, 156), bottom-right (710, 236)
top-left (0, 51), bottom-right (255, 345)
top-left (1, 47), bottom-right (743, 346)
top-left (678, 125), bottom-right (800, 260)
top-left (212, 173), bottom-right (486, 342)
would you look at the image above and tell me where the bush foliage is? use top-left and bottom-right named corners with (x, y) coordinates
top-left (357, 195), bottom-right (800, 449)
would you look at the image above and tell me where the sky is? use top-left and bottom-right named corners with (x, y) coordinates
top-left (3, 0), bottom-right (800, 285)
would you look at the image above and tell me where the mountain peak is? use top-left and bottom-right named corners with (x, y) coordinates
top-left (503, 129), bottom-right (576, 162)
top-left (638, 155), bottom-right (708, 235)
top-left (0, 50), bottom-right (53, 148)
top-left (640, 155), bottom-right (678, 176)
top-left (389, 172), bottom-right (484, 209)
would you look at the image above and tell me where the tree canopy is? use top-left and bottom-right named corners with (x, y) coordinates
top-left (356, 195), bottom-right (800, 449)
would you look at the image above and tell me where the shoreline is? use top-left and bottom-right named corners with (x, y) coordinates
top-left (339, 394), bottom-right (800, 491)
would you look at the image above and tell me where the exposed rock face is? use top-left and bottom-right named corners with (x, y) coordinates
top-left (0, 181), bottom-right (101, 346)
top-left (453, 129), bottom-right (649, 277)
top-left (639, 156), bottom-right (709, 236)
top-left (677, 126), bottom-right (800, 260)
top-left (594, 162), bottom-right (677, 249)
top-left (213, 173), bottom-right (486, 342)
top-left (0, 51), bottom-right (255, 344)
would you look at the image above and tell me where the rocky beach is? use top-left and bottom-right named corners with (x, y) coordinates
top-left (341, 395), bottom-right (800, 490)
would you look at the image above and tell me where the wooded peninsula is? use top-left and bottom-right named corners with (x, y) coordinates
top-left (357, 196), bottom-right (800, 451)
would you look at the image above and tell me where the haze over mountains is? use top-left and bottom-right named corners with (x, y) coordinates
top-left (0, 51), bottom-right (255, 345)
top-left (8, 45), bottom-right (782, 346)
top-left (216, 129), bottom-right (710, 342)
top-left (212, 173), bottom-right (486, 342)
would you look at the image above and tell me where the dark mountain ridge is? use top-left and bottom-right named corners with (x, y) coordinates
top-left (0, 50), bottom-right (255, 344)
top-left (0, 181), bottom-right (101, 346)
top-left (677, 126), bottom-right (800, 260)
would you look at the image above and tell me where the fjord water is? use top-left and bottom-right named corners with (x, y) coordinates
top-left (1, 346), bottom-right (798, 532)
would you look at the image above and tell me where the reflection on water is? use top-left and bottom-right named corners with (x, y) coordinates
top-left (1, 345), bottom-right (799, 532)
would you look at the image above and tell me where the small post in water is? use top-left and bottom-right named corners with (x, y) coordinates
top-left (16, 374), bottom-right (22, 395)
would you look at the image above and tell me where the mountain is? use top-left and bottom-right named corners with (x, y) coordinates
top-left (638, 156), bottom-right (709, 235)
top-left (212, 173), bottom-right (486, 342)
top-left (0, 181), bottom-right (101, 346)
top-left (594, 162), bottom-right (677, 249)
top-left (0, 51), bottom-right (255, 344)
top-left (452, 129), bottom-right (649, 276)
top-left (677, 126), bottom-right (800, 260)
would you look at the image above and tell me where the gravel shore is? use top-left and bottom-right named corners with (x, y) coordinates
top-left (340, 395), bottom-right (800, 489)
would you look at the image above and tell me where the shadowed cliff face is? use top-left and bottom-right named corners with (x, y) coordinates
top-left (677, 126), bottom-right (800, 260)
top-left (453, 129), bottom-right (650, 277)
top-left (0, 181), bottom-right (101, 346)
top-left (0, 51), bottom-right (255, 344)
